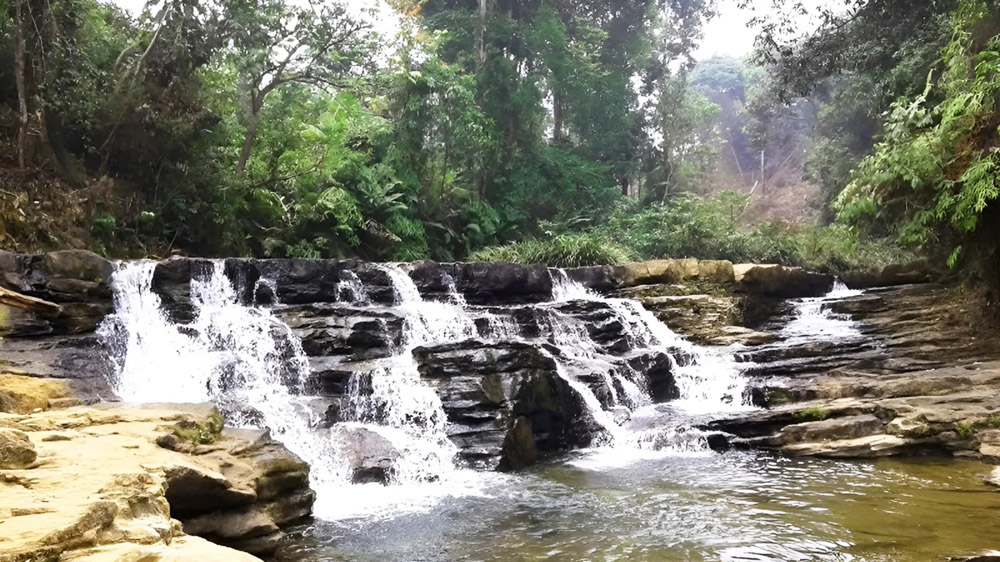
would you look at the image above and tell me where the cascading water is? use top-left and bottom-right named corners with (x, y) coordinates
top-left (99, 261), bottom-right (345, 492)
top-left (548, 270), bottom-right (749, 414)
top-left (782, 279), bottom-right (864, 345)
top-left (100, 259), bottom-right (756, 522)
top-left (543, 270), bottom-right (753, 455)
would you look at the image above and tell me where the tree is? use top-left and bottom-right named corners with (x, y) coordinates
top-left (221, 0), bottom-right (375, 175)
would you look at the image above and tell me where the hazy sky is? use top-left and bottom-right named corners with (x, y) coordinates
top-left (111, 0), bottom-right (831, 61)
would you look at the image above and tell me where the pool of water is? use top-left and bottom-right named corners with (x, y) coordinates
top-left (277, 450), bottom-right (1000, 561)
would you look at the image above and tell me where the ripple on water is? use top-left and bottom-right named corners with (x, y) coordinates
top-left (279, 452), bottom-right (1000, 562)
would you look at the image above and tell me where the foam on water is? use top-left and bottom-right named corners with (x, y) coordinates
top-left (782, 280), bottom-right (864, 345)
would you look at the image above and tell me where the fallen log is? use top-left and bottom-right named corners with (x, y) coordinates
top-left (0, 286), bottom-right (62, 317)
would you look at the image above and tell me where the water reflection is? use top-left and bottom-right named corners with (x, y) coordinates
top-left (279, 451), bottom-right (1000, 561)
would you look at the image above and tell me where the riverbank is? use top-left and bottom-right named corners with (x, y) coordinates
top-left (0, 400), bottom-right (312, 561)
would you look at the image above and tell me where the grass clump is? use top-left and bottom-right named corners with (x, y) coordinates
top-left (954, 414), bottom-right (1000, 439)
top-left (469, 232), bottom-right (635, 268)
top-left (956, 421), bottom-right (977, 439)
top-left (793, 407), bottom-right (830, 422)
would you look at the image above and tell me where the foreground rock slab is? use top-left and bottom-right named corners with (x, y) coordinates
top-left (0, 403), bottom-right (313, 561)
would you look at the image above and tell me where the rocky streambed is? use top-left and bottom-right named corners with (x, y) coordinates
top-left (4, 249), bottom-right (1000, 560)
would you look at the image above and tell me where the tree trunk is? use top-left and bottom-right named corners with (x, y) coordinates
top-left (552, 89), bottom-right (564, 143)
top-left (476, 0), bottom-right (489, 70)
top-left (13, 0), bottom-right (28, 170)
top-left (0, 286), bottom-right (61, 317)
top-left (235, 112), bottom-right (262, 175)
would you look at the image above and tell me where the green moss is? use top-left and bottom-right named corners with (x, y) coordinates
top-left (794, 407), bottom-right (830, 422)
top-left (172, 411), bottom-right (224, 445)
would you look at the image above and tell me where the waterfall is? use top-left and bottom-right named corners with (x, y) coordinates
top-left (100, 259), bottom-right (755, 520)
top-left (338, 264), bottom-right (474, 486)
top-left (99, 261), bottom-right (346, 491)
top-left (548, 270), bottom-right (749, 415)
top-left (781, 279), bottom-right (864, 345)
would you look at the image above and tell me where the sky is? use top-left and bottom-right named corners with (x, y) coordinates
top-left (110, 0), bottom-right (833, 61)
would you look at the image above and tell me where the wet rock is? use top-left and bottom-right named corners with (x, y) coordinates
top-left (333, 425), bottom-right (401, 484)
top-left (415, 340), bottom-right (601, 470)
top-left (0, 428), bottom-right (37, 468)
top-left (562, 265), bottom-right (625, 292)
top-left (498, 416), bottom-right (538, 471)
top-left (277, 304), bottom-right (405, 364)
top-left (628, 351), bottom-right (680, 403)
top-left (405, 261), bottom-right (553, 304)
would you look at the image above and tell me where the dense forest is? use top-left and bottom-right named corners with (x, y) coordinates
top-left (1, 0), bottom-right (998, 277)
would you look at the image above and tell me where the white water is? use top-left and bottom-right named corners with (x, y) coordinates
top-left (782, 280), bottom-right (864, 345)
top-left (99, 261), bottom-right (345, 492)
top-left (548, 270), bottom-right (750, 416)
top-left (101, 261), bottom-right (757, 521)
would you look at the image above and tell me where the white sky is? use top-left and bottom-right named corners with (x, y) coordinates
top-left (111, 0), bottom-right (832, 61)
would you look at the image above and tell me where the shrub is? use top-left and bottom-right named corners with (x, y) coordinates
top-left (469, 233), bottom-right (635, 268)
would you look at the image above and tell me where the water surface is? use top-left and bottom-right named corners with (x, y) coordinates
top-left (278, 450), bottom-right (1000, 561)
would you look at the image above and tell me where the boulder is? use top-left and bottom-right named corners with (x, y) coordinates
top-left (0, 427), bottom-right (37, 468)
top-left (333, 425), bottom-right (401, 484)
top-left (0, 373), bottom-right (72, 413)
top-left (0, 404), bottom-right (313, 560)
top-left (163, 465), bottom-right (258, 518)
top-left (733, 264), bottom-right (833, 298)
top-left (619, 259), bottom-right (700, 288)
top-left (697, 260), bottom-right (736, 284)
top-left (562, 265), bottom-right (626, 293)
top-left (182, 508), bottom-right (281, 555)
top-left (841, 261), bottom-right (939, 289)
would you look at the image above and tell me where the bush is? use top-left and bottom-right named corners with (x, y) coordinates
top-left (471, 191), bottom-right (915, 273)
top-left (469, 233), bottom-right (635, 268)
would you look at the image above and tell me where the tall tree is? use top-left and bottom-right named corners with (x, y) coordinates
top-left (222, 0), bottom-right (374, 175)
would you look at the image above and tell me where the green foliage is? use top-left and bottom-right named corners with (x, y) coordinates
top-left (172, 411), bottom-right (224, 445)
top-left (836, 1), bottom-right (1000, 262)
top-left (955, 420), bottom-right (977, 439)
top-left (472, 191), bottom-right (911, 274)
top-left (470, 233), bottom-right (635, 268)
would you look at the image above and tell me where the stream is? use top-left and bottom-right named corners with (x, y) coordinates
top-left (95, 262), bottom-right (1000, 561)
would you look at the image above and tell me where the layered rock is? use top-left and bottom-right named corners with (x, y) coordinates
top-left (706, 283), bottom-right (1000, 461)
top-left (0, 403), bottom-right (313, 561)
top-left (0, 250), bottom-right (117, 404)
top-left (414, 340), bottom-right (599, 470)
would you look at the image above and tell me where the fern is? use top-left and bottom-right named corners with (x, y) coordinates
top-left (836, 1), bottom-right (1000, 258)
